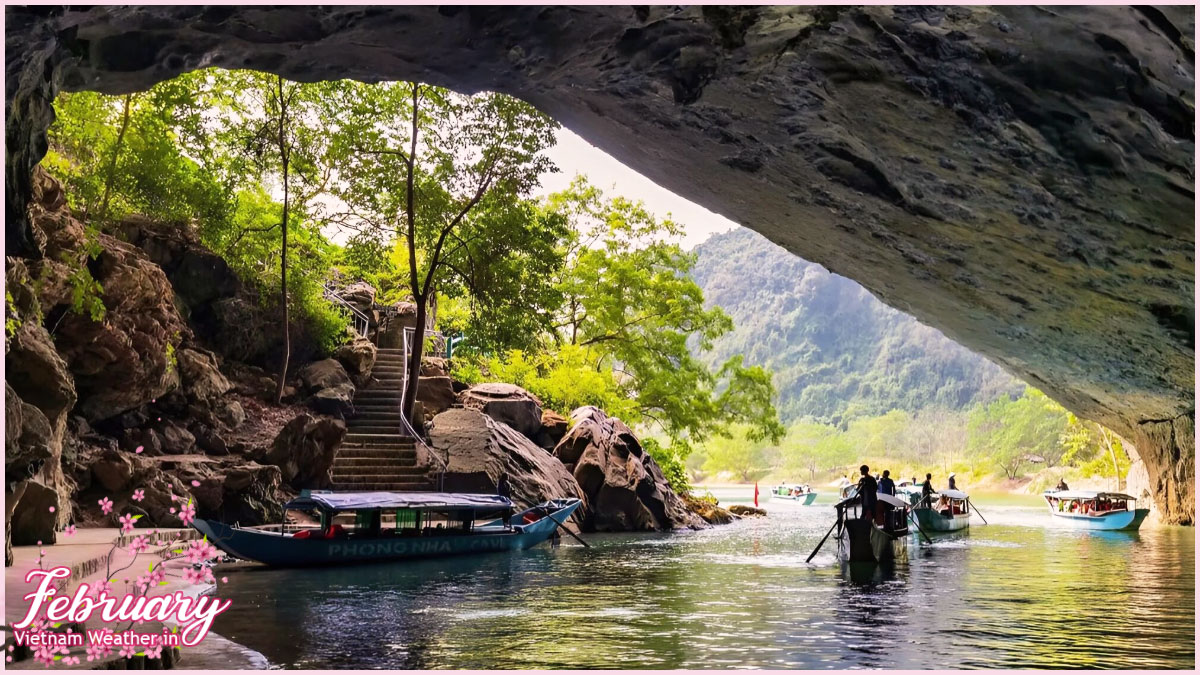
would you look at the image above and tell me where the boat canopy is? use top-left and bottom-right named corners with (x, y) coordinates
top-left (285, 491), bottom-right (514, 512)
top-left (937, 489), bottom-right (969, 500)
top-left (876, 493), bottom-right (909, 509)
top-left (1042, 490), bottom-right (1135, 501)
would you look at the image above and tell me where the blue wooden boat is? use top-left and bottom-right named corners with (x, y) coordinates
top-left (193, 491), bottom-right (583, 567)
top-left (1042, 490), bottom-right (1149, 531)
top-left (912, 488), bottom-right (971, 532)
top-left (770, 483), bottom-right (818, 505)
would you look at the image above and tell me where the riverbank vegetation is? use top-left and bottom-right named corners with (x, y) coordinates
top-left (41, 69), bottom-right (782, 493)
top-left (692, 387), bottom-right (1133, 493)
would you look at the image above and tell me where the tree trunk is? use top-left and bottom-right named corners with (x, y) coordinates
top-left (402, 298), bottom-right (426, 424)
top-left (96, 93), bottom-right (133, 226)
top-left (274, 76), bottom-right (291, 404)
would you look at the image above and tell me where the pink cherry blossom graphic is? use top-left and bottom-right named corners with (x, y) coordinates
top-left (222, 576), bottom-right (229, 583)
top-left (64, 524), bottom-right (76, 536)
top-left (132, 489), bottom-right (145, 502)
top-left (119, 512), bottom-right (137, 534)
top-left (48, 505), bottom-right (55, 513)
top-left (191, 480), bottom-right (201, 487)
top-left (98, 497), bottom-right (114, 514)
top-left (135, 445), bottom-right (144, 454)
top-left (145, 645), bottom-right (163, 660)
top-left (86, 642), bottom-right (104, 661)
top-left (178, 500), bottom-right (197, 526)
top-left (119, 645), bottom-right (137, 659)
top-left (129, 534), bottom-right (150, 555)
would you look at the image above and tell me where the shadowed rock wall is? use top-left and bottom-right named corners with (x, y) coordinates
top-left (4, 5), bottom-right (1194, 521)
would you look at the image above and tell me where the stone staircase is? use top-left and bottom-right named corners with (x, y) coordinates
top-left (331, 347), bottom-right (434, 491)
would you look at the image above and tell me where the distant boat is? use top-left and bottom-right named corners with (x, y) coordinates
top-left (834, 492), bottom-right (910, 563)
top-left (1042, 490), bottom-right (1149, 531)
top-left (912, 489), bottom-right (971, 532)
top-left (193, 491), bottom-right (583, 567)
top-left (771, 483), bottom-right (818, 505)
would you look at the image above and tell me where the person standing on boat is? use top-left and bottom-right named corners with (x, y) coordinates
top-left (947, 473), bottom-right (957, 491)
top-left (497, 472), bottom-right (511, 499)
top-left (858, 465), bottom-right (878, 521)
top-left (921, 473), bottom-right (935, 505)
top-left (879, 470), bottom-right (896, 496)
top-left (1055, 478), bottom-right (1069, 491)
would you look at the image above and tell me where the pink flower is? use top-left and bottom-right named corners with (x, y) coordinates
top-left (169, 507), bottom-right (176, 514)
top-left (135, 445), bottom-right (144, 454)
top-left (144, 645), bottom-right (162, 660)
top-left (33, 644), bottom-right (55, 666)
top-left (134, 574), bottom-right (151, 593)
top-left (86, 642), bottom-right (104, 661)
top-left (221, 576), bottom-right (229, 584)
top-left (149, 566), bottom-right (167, 585)
top-left (191, 480), bottom-right (201, 487)
top-left (119, 513), bottom-right (136, 534)
top-left (119, 645), bottom-right (137, 659)
top-left (184, 539), bottom-right (217, 564)
top-left (178, 501), bottom-right (196, 526)
top-left (48, 505), bottom-right (55, 513)
top-left (64, 524), bottom-right (76, 536)
top-left (98, 497), bottom-right (114, 515)
top-left (63, 655), bottom-right (80, 665)
top-left (129, 535), bottom-right (149, 555)
top-left (132, 489), bottom-right (145, 502)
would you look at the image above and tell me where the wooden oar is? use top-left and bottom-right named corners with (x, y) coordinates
top-left (806, 506), bottom-right (842, 563)
top-left (968, 498), bottom-right (989, 525)
top-left (544, 510), bottom-right (591, 548)
top-left (907, 509), bottom-right (934, 545)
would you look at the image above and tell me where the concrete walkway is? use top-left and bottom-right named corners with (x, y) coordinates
top-left (5, 527), bottom-right (267, 669)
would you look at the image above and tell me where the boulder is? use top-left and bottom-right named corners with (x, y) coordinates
top-left (428, 408), bottom-right (584, 521)
top-left (340, 281), bottom-right (377, 318)
top-left (176, 347), bottom-right (232, 404)
top-left (219, 463), bottom-right (284, 525)
top-left (684, 495), bottom-right (737, 525)
top-left (535, 409), bottom-right (569, 450)
top-left (156, 420), bottom-right (196, 455)
top-left (334, 336), bottom-right (376, 379)
top-left (420, 357), bottom-right (448, 376)
top-left (261, 414), bottom-right (346, 489)
top-left (120, 427), bottom-right (163, 456)
top-left (215, 400), bottom-right (246, 429)
top-left (728, 504), bottom-right (767, 517)
top-left (554, 406), bottom-right (704, 532)
top-left (308, 383), bottom-right (355, 418)
top-left (417, 376), bottom-right (457, 416)
top-left (459, 383), bottom-right (543, 439)
top-left (297, 359), bottom-right (352, 394)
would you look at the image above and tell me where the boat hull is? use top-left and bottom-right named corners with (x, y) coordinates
top-left (1049, 508), bottom-right (1150, 531)
top-left (771, 492), bottom-right (818, 505)
top-left (914, 508), bottom-right (970, 532)
top-left (194, 500), bottom-right (581, 567)
top-left (838, 518), bottom-right (907, 563)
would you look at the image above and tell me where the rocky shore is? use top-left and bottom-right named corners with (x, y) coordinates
top-left (6, 171), bottom-right (737, 564)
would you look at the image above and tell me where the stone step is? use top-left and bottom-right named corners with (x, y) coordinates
top-left (334, 456), bottom-right (419, 468)
top-left (353, 404), bottom-right (404, 414)
top-left (343, 435), bottom-right (418, 448)
top-left (345, 424), bottom-right (408, 435)
top-left (332, 465), bottom-right (428, 477)
top-left (355, 390), bottom-right (405, 399)
top-left (331, 479), bottom-right (432, 490)
top-left (350, 413), bottom-right (407, 422)
top-left (337, 449), bottom-right (418, 460)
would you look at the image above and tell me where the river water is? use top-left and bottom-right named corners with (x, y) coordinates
top-left (211, 491), bottom-right (1194, 669)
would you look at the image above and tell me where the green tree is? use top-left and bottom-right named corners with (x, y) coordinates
top-left (701, 424), bottom-right (774, 482)
top-left (966, 388), bottom-right (1068, 479)
top-left (780, 421), bottom-right (853, 480)
top-left (323, 80), bottom-right (559, 423)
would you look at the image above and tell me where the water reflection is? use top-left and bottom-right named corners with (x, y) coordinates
top-left (214, 505), bottom-right (1194, 669)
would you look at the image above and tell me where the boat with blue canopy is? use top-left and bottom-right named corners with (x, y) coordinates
top-left (1042, 489), bottom-right (1149, 531)
top-left (193, 491), bottom-right (583, 567)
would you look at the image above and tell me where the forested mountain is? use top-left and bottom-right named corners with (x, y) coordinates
top-left (691, 228), bottom-right (1022, 425)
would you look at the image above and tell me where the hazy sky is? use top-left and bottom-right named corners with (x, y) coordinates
top-left (537, 128), bottom-right (738, 250)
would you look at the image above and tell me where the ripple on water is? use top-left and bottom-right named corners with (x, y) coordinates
top-left (213, 515), bottom-right (1194, 669)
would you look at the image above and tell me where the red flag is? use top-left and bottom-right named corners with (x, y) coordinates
top-left (754, 481), bottom-right (759, 507)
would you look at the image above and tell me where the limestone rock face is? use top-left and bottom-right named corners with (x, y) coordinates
top-left (536, 410), bottom-right (570, 450)
top-left (261, 414), bottom-right (346, 490)
top-left (176, 347), bottom-right (233, 405)
top-left (555, 407), bottom-right (704, 532)
top-left (459, 383), bottom-right (544, 439)
top-left (308, 383), bottom-right (355, 418)
top-left (2, 5), bottom-right (1195, 521)
top-left (428, 408), bottom-right (584, 520)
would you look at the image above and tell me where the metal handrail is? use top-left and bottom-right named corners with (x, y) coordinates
top-left (322, 283), bottom-right (371, 338)
top-left (400, 326), bottom-right (447, 491)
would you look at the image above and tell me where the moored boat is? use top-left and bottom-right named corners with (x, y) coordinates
top-left (771, 483), bottom-right (818, 505)
top-left (834, 492), bottom-right (910, 563)
top-left (912, 489), bottom-right (971, 532)
top-left (1042, 490), bottom-right (1149, 531)
top-left (193, 491), bottom-right (583, 567)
